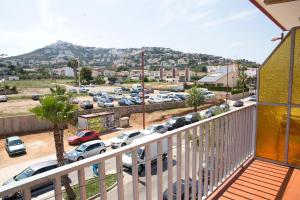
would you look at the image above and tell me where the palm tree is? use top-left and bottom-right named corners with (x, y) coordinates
top-left (67, 59), bottom-right (79, 85)
top-left (30, 88), bottom-right (77, 200)
top-left (239, 71), bottom-right (248, 98)
top-left (186, 86), bottom-right (205, 112)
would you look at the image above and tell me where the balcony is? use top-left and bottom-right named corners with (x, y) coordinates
top-left (0, 104), bottom-right (258, 200)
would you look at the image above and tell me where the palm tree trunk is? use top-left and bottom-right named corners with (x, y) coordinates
top-left (53, 124), bottom-right (76, 200)
top-left (73, 68), bottom-right (78, 85)
top-left (194, 105), bottom-right (197, 112)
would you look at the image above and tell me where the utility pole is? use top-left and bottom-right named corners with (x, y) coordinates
top-left (141, 51), bottom-right (145, 129)
top-left (226, 59), bottom-right (229, 104)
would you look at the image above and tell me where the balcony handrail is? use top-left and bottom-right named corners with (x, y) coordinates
top-left (0, 103), bottom-right (256, 197)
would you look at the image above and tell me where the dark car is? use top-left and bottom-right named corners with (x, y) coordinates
top-left (185, 112), bottom-right (199, 125)
top-left (80, 100), bottom-right (94, 109)
top-left (130, 92), bottom-right (139, 97)
top-left (93, 95), bottom-right (102, 102)
top-left (131, 97), bottom-right (143, 105)
top-left (2, 160), bottom-right (70, 199)
top-left (67, 130), bottom-right (99, 145)
top-left (162, 179), bottom-right (198, 200)
top-left (32, 94), bottom-right (40, 101)
top-left (165, 117), bottom-right (186, 131)
top-left (233, 100), bottom-right (244, 107)
top-left (174, 94), bottom-right (187, 100)
top-left (118, 98), bottom-right (134, 106)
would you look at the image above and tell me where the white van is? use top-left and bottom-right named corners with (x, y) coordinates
top-left (122, 133), bottom-right (169, 174)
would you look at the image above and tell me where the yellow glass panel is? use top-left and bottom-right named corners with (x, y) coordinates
top-left (288, 108), bottom-right (300, 166)
top-left (256, 105), bottom-right (287, 162)
top-left (292, 28), bottom-right (300, 104)
top-left (259, 35), bottom-right (290, 104)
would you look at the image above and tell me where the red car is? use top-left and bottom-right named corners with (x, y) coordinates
top-left (68, 130), bottom-right (99, 145)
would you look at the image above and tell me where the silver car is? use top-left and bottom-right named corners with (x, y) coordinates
top-left (5, 136), bottom-right (26, 156)
top-left (97, 98), bottom-right (114, 107)
top-left (64, 140), bottom-right (106, 162)
top-left (0, 95), bottom-right (7, 102)
top-left (111, 130), bottom-right (143, 149)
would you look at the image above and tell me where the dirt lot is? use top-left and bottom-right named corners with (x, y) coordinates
top-left (0, 104), bottom-right (207, 169)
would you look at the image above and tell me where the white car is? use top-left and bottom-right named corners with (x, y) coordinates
top-left (148, 97), bottom-right (163, 104)
top-left (157, 94), bottom-right (173, 102)
top-left (64, 140), bottom-right (106, 162)
top-left (111, 130), bottom-right (143, 149)
top-left (0, 95), bottom-right (7, 102)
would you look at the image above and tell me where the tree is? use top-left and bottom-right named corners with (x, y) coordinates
top-left (30, 86), bottom-right (77, 200)
top-left (238, 71), bottom-right (248, 98)
top-left (80, 67), bottom-right (93, 84)
top-left (67, 59), bottom-right (79, 84)
top-left (108, 77), bottom-right (117, 84)
top-left (94, 76), bottom-right (106, 85)
top-left (186, 86), bottom-right (204, 112)
top-left (201, 66), bottom-right (208, 73)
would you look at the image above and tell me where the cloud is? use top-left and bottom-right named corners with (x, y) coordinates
top-left (203, 9), bottom-right (259, 27)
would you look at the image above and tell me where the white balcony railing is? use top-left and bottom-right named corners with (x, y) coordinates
top-left (0, 104), bottom-right (256, 200)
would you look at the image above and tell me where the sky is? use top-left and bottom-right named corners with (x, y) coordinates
top-left (0, 0), bottom-right (284, 63)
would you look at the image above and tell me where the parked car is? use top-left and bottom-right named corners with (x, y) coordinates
top-left (233, 100), bottom-right (244, 107)
top-left (64, 140), bottom-right (106, 162)
top-left (157, 94), bottom-right (173, 102)
top-left (118, 98), bottom-right (134, 106)
top-left (249, 95), bottom-right (257, 101)
top-left (2, 160), bottom-right (68, 199)
top-left (148, 97), bottom-right (163, 104)
top-left (114, 87), bottom-right (123, 94)
top-left (32, 94), bottom-right (40, 101)
top-left (142, 124), bottom-right (168, 135)
top-left (5, 136), bottom-right (26, 156)
top-left (202, 110), bottom-right (213, 119)
top-left (112, 94), bottom-right (125, 101)
top-left (185, 112), bottom-right (200, 125)
top-left (122, 133), bottom-right (168, 175)
top-left (131, 97), bottom-right (143, 105)
top-left (0, 95), bottom-right (8, 102)
top-left (93, 95), bottom-right (102, 102)
top-left (220, 103), bottom-right (230, 112)
top-left (97, 98), bottom-right (114, 107)
top-left (174, 93), bottom-right (187, 100)
top-left (90, 91), bottom-right (102, 97)
top-left (68, 88), bottom-right (77, 94)
top-left (162, 179), bottom-right (199, 200)
top-left (80, 100), bottom-right (93, 109)
top-left (79, 87), bottom-right (89, 93)
top-left (69, 97), bottom-right (79, 104)
top-left (68, 130), bottom-right (99, 145)
top-left (130, 92), bottom-right (139, 97)
top-left (138, 92), bottom-right (149, 99)
top-left (165, 117), bottom-right (186, 131)
top-left (111, 130), bottom-right (143, 149)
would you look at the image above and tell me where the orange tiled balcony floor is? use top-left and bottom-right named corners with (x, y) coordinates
top-left (212, 160), bottom-right (300, 200)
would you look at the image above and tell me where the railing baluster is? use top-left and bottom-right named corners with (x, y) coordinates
top-left (131, 149), bottom-right (139, 200)
top-left (238, 111), bottom-right (243, 165)
top-left (198, 125), bottom-right (204, 200)
top-left (99, 160), bottom-right (107, 200)
top-left (157, 140), bottom-right (163, 200)
top-left (209, 121), bottom-right (214, 193)
top-left (204, 123), bottom-right (209, 197)
top-left (54, 176), bottom-right (62, 200)
top-left (228, 114), bottom-right (233, 174)
top-left (23, 188), bottom-right (31, 200)
top-left (78, 168), bottom-right (87, 200)
top-left (225, 115), bottom-right (229, 178)
top-left (219, 117), bottom-right (224, 182)
top-left (167, 136), bottom-right (173, 200)
top-left (214, 119), bottom-right (219, 188)
top-left (116, 154), bottom-right (124, 200)
top-left (191, 128), bottom-right (197, 200)
top-left (145, 144), bottom-right (152, 200)
top-left (177, 132), bottom-right (182, 200)
top-left (184, 130), bottom-right (190, 200)
top-left (233, 111), bottom-right (238, 169)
